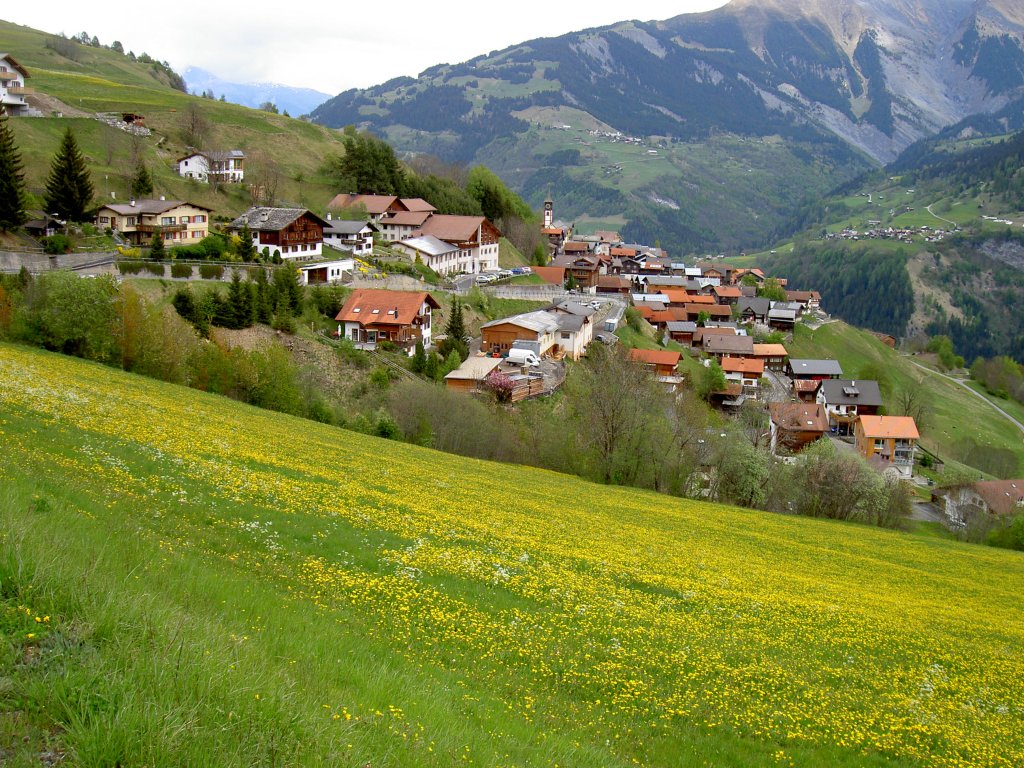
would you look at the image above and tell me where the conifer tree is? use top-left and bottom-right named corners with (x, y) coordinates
top-left (236, 222), bottom-right (258, 261)
top-left (44, 127), bottom-right (94, 222)
top-left (149, 232), bottom-right (166, 260)
top-left (0, 112), bottom-right (27, 232)
top-left (439, 300), bottom-right (468, 361)
top-left (130, 162), bottom-right (154, 198)
top-left (411, 339), bottom-right (426, 374)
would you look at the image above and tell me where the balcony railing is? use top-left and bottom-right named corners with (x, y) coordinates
top-left (136, 223), bottom-right (186, 234)
top-left (6, 86), bottom-right (31, 95)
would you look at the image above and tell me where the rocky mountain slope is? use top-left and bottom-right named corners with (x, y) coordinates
top-left (312, 0), bottom-right (1024, 252)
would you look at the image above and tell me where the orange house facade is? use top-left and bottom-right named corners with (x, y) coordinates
top-left (854, 415), bottom-right (919, 478)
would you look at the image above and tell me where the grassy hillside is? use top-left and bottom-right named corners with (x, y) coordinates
top-left (2, 343), bottom-right (1024, 766)
top-left (0, 20), bottom-right (345, 217)
top-left (787, 321), bottom-right (1024, 475)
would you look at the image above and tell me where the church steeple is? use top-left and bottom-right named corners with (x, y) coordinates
top-left (543, 195), bottom-right (554, 229)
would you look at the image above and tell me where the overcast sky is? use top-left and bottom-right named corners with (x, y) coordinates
top-left (6, 1), bottom-right (730, 95)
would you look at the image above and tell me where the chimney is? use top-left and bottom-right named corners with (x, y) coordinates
top-left (130, 199), bottom-right (136, 207)
top-left (159, 195), bottom-right (165, 201)
top-left (326, 212), bottom-right (332, 221)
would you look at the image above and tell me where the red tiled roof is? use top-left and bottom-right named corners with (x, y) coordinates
top-left (713, 286), bottom-right (742, 298)
top-left (629, 348), bottom-right (681, 368)
top-left (972, 479), bottom-right (1024, 516)
top-left (417, 214), bottom-right (491, 242)
top-left (720, 357), bottom-right (765, 375)
top-left (769, 402), bottom-right (829, 432)
top-left (610, 247), bottom-right (638, 257)
top-left (563, 241), bottom-right (590, 252)
top-left (401, 197), bottom-right (436, 212)
top-left (532, 266), bottom-right (566, 285)
top-left (381, 210), bottom-right (432, 227)
top-left (753, 343), bottom-right (788, 357)
top-left (857, 415), bottom-right (920, 440)
top-left (685, 304), bottom-right (732, 317)
top-left (326, 193), bottom-right (399, 215)
top-left (336, 289), bottom-right (439, 327)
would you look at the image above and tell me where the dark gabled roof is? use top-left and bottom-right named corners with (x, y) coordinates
top-left (737, 297), bottom-right (771, 316)
top-left (703, 335), bottom-right (754, 355)
top-left (769, 402), bottom-right (829, 432)
top-left (789, 359), bottom-right (844, 376)
top-left (818, 379), bottom-right (883, 408)
top-left (100, 199), bottom-right (213, 215)
top-left (666, 321), bottom-right (697, 332)
top-left (229, 207), bottom-right (328, 232)
top-left (555, 314), bottom-right (587, 332)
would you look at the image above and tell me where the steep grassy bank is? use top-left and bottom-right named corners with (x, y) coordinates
top-left (1, 343), bottom-right (1023, 766)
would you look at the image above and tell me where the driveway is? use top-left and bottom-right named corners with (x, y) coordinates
top-left (903, 357), bottom-right (1024, 436)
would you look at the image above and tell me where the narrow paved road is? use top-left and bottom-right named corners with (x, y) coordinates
top-left (904, 357), bottom-right (1024, 435)
top-left (925, 204), bottom-right (958, 228)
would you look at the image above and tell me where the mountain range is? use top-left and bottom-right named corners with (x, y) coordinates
top-left (311, 0), bottom-right (1024, 253)
top-left (183, 66), bottom-right (331, 117)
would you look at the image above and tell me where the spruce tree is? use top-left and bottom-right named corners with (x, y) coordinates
top-left (0, 112), bottom-right (27, 232)
top-left (44, 127), bottom-right (94, 222)
top-left (411, 339), bottom-right (426, 373)
top-left (236, 222), bottom-right (258, 261)
top-left (149, 232), bottom-right (166, 260)
top-left (439, 300), bottom-right (468, 361)
top-left (130, 162), bottom-right (154, 198)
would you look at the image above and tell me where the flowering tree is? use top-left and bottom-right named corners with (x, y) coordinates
top-left (483, 369), bottom-right (515, 403)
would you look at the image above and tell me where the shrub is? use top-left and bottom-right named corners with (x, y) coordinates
top-left (117, 261), bottom-right (144, 275)
top-left (171, 263), bottom-right (193, 279)
top-left (271, 313), bottom-right (296, 334)
top-left (42, 234), bottom-right (72, 254)
top-left (199, 264), bottom-right (224, 280)
top-left (143, 262), bottom-right (165, 277)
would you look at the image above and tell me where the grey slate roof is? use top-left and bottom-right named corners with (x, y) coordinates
top-left (398, 234), bottom-right (458, 256)
top-left (738, 297), bottom-right (771, 316)
top-left (230, 207), bottom-right (327, 232)
top-left (817, 379), bottom-right (883, 408)
top-left (704, 335), bottom-right (754, 355)
top-left (103, 199), bottom-right (209, 215)
top-left (556, 314), bottom-right (587, 332)
top-left (666, 321), bottom-right (697, 333)
top-left (481, 311), bottom-right (560, 335)
top-left (551, 300), bottom-right (597, 317)
top-left (789, 359), bottom-right (844, 376)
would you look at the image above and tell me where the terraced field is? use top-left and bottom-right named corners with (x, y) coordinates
top-left (2, 343), bottom-right (1023, 766)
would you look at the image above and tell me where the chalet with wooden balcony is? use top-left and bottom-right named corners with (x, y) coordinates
top-left (228, 207), bottom-right (328, 261)
top-left (335, 289), bottom-right (440, 352)
top-left (769, 402), bottom-right (829, 454)
top-left (816, 379), bottom-right (883, 435)
top-left (95, 198), bottom-right (213, 246)
top-left (177, 150), bottom-right (246, 183)
top-left (0, 54), bottom-right (32, 116)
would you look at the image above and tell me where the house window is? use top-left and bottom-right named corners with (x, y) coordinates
top-left (99, 216), bottom-right (110, 224)
top-left (195, 215), bottom-right (206, 223)
top-left (161, 217), bottom-right (175, 225)
top-left (126, 217), bottom-right (136, 226)
top-left (181, 216), bottom-right (191, 224)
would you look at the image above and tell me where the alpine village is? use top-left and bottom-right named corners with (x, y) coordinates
top-left (2, 2), bottom-right (1024, 766)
